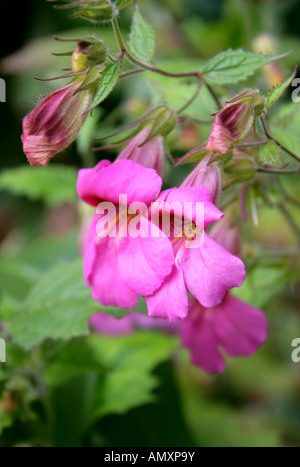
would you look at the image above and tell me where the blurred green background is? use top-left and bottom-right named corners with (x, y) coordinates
top-left (0, 0), bottom-right (300, 447)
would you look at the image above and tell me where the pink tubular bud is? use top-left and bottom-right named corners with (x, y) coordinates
top-left (180, 154), bottom-right (222, 204)
top-left (206, 90), bottom-right (265, 154)
top-left (21, 80), bottom-right (93, 167)
top-left (116, 125), bottom-right (166, 177)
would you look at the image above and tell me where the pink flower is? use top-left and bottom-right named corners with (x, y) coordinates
top-left (22, 80), bottom-right (93, 167)
top-left (180, 154), bottom-right (222, 204)
top-left (77, 159), bottom-right (174, 309)
top-left (146, 186), bottom-right (246, 321)
top-left (181, 294), bottom-right (268, 374)
top-left (206, 90), bottom-right (265, 154)
top-left (117, 125), bottom-right (166, 177)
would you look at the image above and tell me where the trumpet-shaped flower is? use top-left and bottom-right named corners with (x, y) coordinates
top-left (181, 295), bottom-right (268, 374)
top-left (77, 159), bottom-right (174, 308)
top-left (146, 186), bottom-right (246, 321)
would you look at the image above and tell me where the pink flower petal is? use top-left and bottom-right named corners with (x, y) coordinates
top-left (85, 231), bottom-right (139, 309)
top-left (154, 186), bottom-right (223, 229)
top-left (146, 263), bottom-right (188, 321)
top-left (179, 232), bottom-right (246, 307)
top-left (213, 294), bottom-right (268, 356)
top-left (78, 160), bottom-right (162, 206)
top-left (118, 216), bottom-right (174, 296)
top-left (180, 300), bottom-right (226, 374)
top-left (77, 160), bottom-right (112, 207)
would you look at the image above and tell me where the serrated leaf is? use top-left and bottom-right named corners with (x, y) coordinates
top-left (8, 259), bottom-right (131, 349)
top-left (116, 0), bottom-right (134, 9)
top-left (89, 61), bottom-right (121, 110)
top-left (0, 166), bottom-right (77, 207)
top-left (128, 6), bottom-right (156, 63)
top-left (202, 49), bottom-right (289, 84)
top-left (258, 140), bottom-right (284, 168)
top-left (266, 67), bottom-right (297, 109)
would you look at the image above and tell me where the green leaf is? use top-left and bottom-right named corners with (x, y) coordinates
top-left (0, 257), bottom-right (38, 303)
top-left (116, 0), bottom-right (134, 9)
top-left (232, 265), bottom-right (288, 308)
top-left (128, 6), bottom-right (156, 63)
top-left (44, 332), bottom-right (177, 426)
top-left (88, 332), bottom-right (178, 418)
top-left (44, 338), bottom-right (103, 386)
top-left (272, 126), bottom-right (300, 156)
top-left (266, 67), bottom-right (297, 109)
top-left (8, 259), bottom-right (129, 350)
top-left (258, 140), bottom-right (284, 168)
top-left (202, 49), bottom-right (289, 84)
top-left (0, 166), bottom-right (78, 207)
top-left (89, 61), bottom-right (121, 110)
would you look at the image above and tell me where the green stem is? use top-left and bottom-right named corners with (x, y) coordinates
top-left (238, 139), bottom-right (269, 149)
top-left (260, 117), bottom-right (300, 163)
top-left (112, 16), bottom-right (206, 81)
top-left (177, 75), bottom-right (202, 113)
top-left (119, 68), bottom-right (145, 79)
top-left (257, 166), bottom-right (300, 175)
top-left (203, 81), bottom-right (222, 109)
top-left (112, 15), bottom-right (214, 116)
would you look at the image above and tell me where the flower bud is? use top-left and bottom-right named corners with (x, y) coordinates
top-left (72, 40), bottom-right (106, 72)
top-left (117, 125), bottom-right (166, 177)
top-left (206, 90), bottom-right (265, 154)
top-left (70, 1), bottom-right (114, 23)
top-left (224, 150), bottom-right (256, 185)
top-left (22, 78), bottom-right (95, 167)
top-left (52, 0), bottom-right (115, 23)
top-left (180, 154), bottom-right (222, 204)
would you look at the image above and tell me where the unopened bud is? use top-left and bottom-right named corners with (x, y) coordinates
top-left (117, 125), bottom-right (166, 177)
top-left (180, 154), bottom-right (222, 204)
top-left (206, 90), bottom-right (265, 154)
top-left (22, 78), bottom-right (95, 167)
top-left (149, 106), bottom-right (177, 140)
top-left (224, 151), bottom-right (256, 185)
top-left (72, 40), bottom-right (106, 72)
top-left (71, 1), bottom-right (114, 23)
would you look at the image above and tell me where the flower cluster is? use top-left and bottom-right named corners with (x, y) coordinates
top-left (76, 120), bottom-right (268, 373)
top-left (22, 67), bottom-right (269, 373)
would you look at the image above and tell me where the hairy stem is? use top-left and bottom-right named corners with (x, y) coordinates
top-left (111, 15), bottom-right (222, 111)
top-left (177, 75), bottom-right (202, 113)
